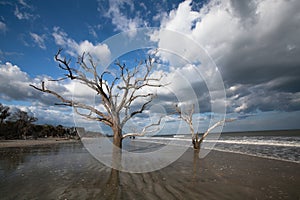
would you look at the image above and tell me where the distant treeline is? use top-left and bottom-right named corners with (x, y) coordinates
top-left (0, 103), bottom-right (78, 140)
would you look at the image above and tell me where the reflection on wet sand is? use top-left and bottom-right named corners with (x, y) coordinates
top-left (0, 144), bottom-right (61, 173)
top-left (0, 142), bottom-right (300, 199)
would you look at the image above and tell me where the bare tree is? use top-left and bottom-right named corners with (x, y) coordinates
top-left (30, 49), bottom-right (164, 149)
top-left (175, 104), bottom-right (234, 149)
top-left (0, 103), bottom-right (10, 124)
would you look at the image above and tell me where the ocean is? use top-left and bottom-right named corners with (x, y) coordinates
top-left (132, 130), bottom-right (300, 164)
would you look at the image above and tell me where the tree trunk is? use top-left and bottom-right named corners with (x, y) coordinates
top-left (111, 124), bottom-right (123, 171)
top-left (192, 148), bottom-right (200, 180)
top-left (112, 112), bottom-right (123, 149)
top-left (97, 167), bottom-right (121, 200)
top-left (112, 125), bottom-right (123, 149)
top-left (104, 168), bottom-right (121, 199)
top-left (192, 134), bottom-right (201, 150)
top-left (96, 119), bottom-right (122, 199)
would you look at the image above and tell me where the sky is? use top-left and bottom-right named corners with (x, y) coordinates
top-left (0, 0), bottom-right (300, 133)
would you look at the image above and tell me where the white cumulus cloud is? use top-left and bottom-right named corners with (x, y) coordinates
top-left (52, 27), bottom-right (111, 66)
top-left (30, 32), bottom-right (46, 49)
top-left (99, 0), bottom-right (142, 38)
top-left (152, 0), bottom-right (300, 114)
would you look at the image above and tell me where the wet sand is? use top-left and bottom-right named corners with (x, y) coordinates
top-left (0, 142), bottom-right (299, 199)
top-left (0, 138), bottom-right (78, 148)
top-left (116, 149), bottom-right (300, 200)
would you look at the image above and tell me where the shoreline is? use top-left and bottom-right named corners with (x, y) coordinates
top-left (0, 138), bottom-right (79, 148)
top-left (0, 141), bottom-right (299, 199)
top-left (1, 137), bottom-right (299, 164)
top-left (134, 138), bottom-right (300, 164)
top-left (212, 148), bottom-right (300, 164)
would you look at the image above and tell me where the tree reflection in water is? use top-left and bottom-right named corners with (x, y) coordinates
top-left (0, 142), bottom-right (209, 199)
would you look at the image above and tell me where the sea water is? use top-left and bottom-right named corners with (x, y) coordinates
top-left (133, 131), bottom-right (300, 163)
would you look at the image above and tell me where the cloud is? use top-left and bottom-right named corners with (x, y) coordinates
top-left (6, 103), bottom-right (75, 127)
top-left (14, 5), bottom-right (33, 20)
top-left (0, 62), bottom-right (33, 101)
top-left (13, 0), bottom-right (37, 21)
top-left (0, 62), bottom-right (69, 107)
top-left (30, 32), bottom-right (46, 49)
top-left (77, 40), bottom-right (111, 64)
top-left (0, 21), bottom-right (7, 33)
top-left (127, 62), bottom-right (213, 116)
top-left (160, 0), bottom-right (200, 34)
top-left (152, 0), bottom-right (300, 114)
top-left (52, 27), bottom-right (111, 65)
top-left (223, 111), bottom-right (300, 132)
top-left (27, 105), bottom-right (73, 126)
top-left (18, 0), bottom-right (32, 9)
top-left (52, 27), bottom-right (76, 51)
top-left (0, 62), bottom-right (121, 130)
top-left (98, 0), bottom-right (142, 38)
top-left (0, 62), bottom-right (84, 104)
top-left (226, 82), bottom-right (300, 113)
top-left (0, 50), bottom-right (24, 60)
top-left (0, 62), bottom-right (101, 127)
top-left (229, 0), bottom-right (257, 20)
top-left (87, 24), bottom-right (102, 38)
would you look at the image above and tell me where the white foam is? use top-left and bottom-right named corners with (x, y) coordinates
top-left (211, 148), bottom-right (300, 164)
top-left (136, 137), bottom-right (300, 148)
top-left (134, 137), bottom-right (300, 164)
top-left (208, 139), bottom-right (300, 147)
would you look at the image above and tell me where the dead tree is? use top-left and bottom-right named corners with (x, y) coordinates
top-left (175, 104), bottom-right (234, 149)
top-left (30, 49), bottom-right (164, 149)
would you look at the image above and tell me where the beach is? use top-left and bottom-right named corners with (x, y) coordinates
top-left (116, 149), bottom-right (300, 200)
top-left (0, 141), bottom-right (299, 199)
top-left (0, 138), bottom-right (79, 148)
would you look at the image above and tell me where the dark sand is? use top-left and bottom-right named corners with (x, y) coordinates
top-left (116, 149), bottom-right (300, 200)
top-left (0, 138), bottom-right (78, 148)
top-left (0, 142), bottom-right (299, 199)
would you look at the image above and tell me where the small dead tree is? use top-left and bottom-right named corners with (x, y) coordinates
top-left (30, 49), bottom-right (164, 149)
top-left (175, 104), bottom-right (234, 149)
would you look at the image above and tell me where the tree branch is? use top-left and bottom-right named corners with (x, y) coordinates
top-left (31, 49), bottom-right (167, 142)
top-left (200, 118), bottom-right (236, 142)
top-left (29, 83), bottom-right (112, 127)
top-left (175, 104), bottom-right (196, 139)
top-left (121, 94), bottom-right (156, 127)
top-left (73, 106), bottom-right (112, 127)
top-left (122, 117), bottom-right (162, 139)
top-left (55, 48), bottom-right (76, 80)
